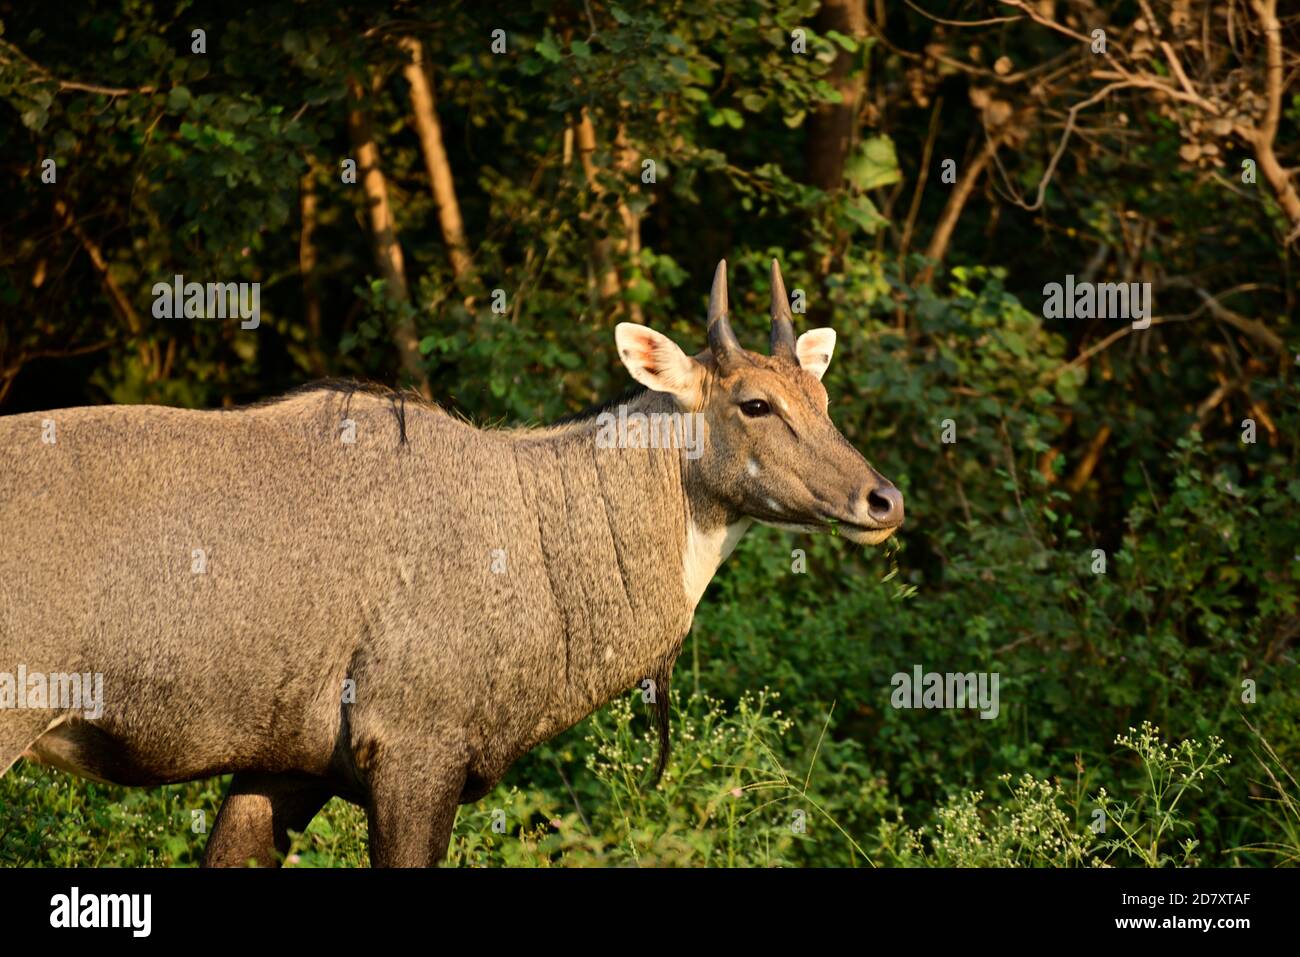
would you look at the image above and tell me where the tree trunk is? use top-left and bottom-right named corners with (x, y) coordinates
top-left (575, 108), bottom-right (622, 308)
top-left (806, 0), bottom-right (868, 191)
top-left (918, 131), bottom-right (1004, 286)
top-left (612, 122), bottom-right (643, 324)
top-left (1248, 0), bottom-right (1300, 245)
top-left (399, 36), bottom-right (476, 286)
top-left (54, 197), bottom-right (155, 376)
top-left (346, 74), bottom-right (429, 397)
top-left (298, 167), bottom-right (327, 376)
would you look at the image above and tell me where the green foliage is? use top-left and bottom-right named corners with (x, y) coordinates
top-left (0, 703), bottom-right (1251, 870)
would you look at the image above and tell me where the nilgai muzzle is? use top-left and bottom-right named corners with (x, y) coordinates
top-left (0, 259), bottom-right (903, 866)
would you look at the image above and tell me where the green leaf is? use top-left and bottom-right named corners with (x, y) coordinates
top-left (842, 193), bottom-right (885, 234)
top-left (536, 37), bottom-right (561, 62)
top-left (824, 29), bottom-right (860, 53)
top-left (20, 108), bottom-right (48, 131)
top-left (844, 135), bottom-right (901, 191)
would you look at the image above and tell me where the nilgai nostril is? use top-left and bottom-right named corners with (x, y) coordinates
top-left (0, 258), bottom-right (903, 866)
top-left (867, 485), bottom-right (905, 525)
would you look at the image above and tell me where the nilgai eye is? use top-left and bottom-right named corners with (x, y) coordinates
top-left (740, 399), bottom-right (771, 418)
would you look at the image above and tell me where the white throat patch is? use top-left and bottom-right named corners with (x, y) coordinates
top-left (681, 519), bottom-right (751, 607)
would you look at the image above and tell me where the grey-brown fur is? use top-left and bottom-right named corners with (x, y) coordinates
top-left (0, 260), bottom-right (901, 866)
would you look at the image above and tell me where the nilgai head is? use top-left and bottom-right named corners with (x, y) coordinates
top-left (614, 259), bottom-right (904, 545)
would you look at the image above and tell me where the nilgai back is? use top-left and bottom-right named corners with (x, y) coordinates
top-left (0, 261), bottom-right (903, 866)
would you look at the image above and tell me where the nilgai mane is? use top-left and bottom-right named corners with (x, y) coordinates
top-left (0, 260), bottom-right (903, 866)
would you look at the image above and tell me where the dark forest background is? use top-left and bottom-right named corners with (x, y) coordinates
top-left (1, 0), bottom-right (1297, 866)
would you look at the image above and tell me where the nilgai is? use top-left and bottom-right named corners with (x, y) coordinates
top-left (0, 260), bottom-right (903, 866)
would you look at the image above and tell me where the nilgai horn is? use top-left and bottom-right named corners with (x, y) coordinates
top-left (0, 260), bottom-right (903, 866)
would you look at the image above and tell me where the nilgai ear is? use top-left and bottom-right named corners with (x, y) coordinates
top-left (614, 323), bottom-right (705, 404)
top-left (795, 328), bottom-right (836, 381)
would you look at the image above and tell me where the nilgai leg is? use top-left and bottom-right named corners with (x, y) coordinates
top-left (364, 749), bottom-right (466, 867)
top-left (202, 772), bottom-right (333, 867)
top-left (0, 710), bottom-right (57, 778)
